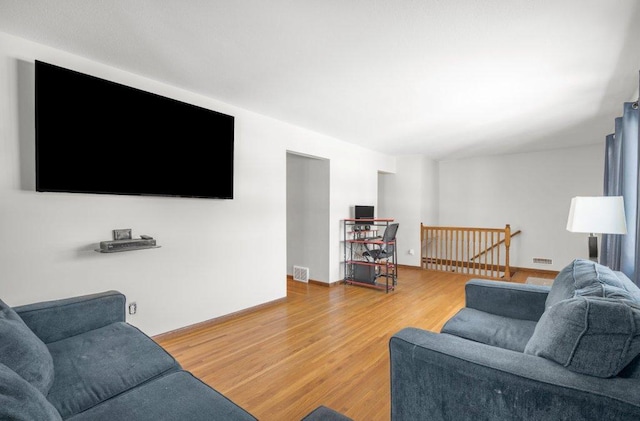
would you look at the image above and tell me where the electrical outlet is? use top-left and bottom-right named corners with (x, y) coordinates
top-left (408, 249), bottom-right (415, 255)
top-left (128, 302), bottom-right (137, 315)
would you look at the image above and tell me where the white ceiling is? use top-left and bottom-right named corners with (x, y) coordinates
top-left (1, 0), bottom-right (639, 160)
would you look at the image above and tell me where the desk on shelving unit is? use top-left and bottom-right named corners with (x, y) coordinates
top-left (343, 218), bottom-right (397, 293)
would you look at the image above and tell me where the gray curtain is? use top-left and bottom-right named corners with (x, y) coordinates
top-left (623, 103), bottom-right (640, 283)
top-left (602, 99), bottom-right (639, 285)
top-left (601, 129), bottom-right (622, 269)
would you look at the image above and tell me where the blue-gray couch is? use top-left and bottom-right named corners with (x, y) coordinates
top-left (0, 290), bottom-right (256, 420)
top-left (390, 259), bottom-right (640, 420)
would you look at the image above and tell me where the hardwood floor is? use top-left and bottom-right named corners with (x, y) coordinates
top-left (510, 267), bottom-right (557, 283)
top-left (155, 268), bottom-right (491, 420)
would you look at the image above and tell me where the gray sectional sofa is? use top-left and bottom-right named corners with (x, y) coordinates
top-left (390, 259), bottom-right (640, 420)
top-left (0, 290), bottom-right (256, 420)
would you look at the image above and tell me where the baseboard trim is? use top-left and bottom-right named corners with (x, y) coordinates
top-left (310, 279), bottom-right (344, 287)
top-left (512, 266), bottom-right (559, 276)
top-left (153, 296), bottom-right (287, 341)
top-left (397, 264), bottom-right (421, 269)
top-left (290, 266), bottom-right (417, 287)
top-left (417, 264), bottom-right (559, 281)
top-left (287, 274), bottom-right (343, 287)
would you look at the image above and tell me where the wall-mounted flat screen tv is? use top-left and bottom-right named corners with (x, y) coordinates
top-left (35, 60), bottom-right (234, 199)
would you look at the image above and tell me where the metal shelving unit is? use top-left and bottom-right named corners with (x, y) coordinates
top-left (343, 218), bottom-right (397, 293)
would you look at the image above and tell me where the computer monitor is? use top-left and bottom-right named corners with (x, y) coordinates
top-left (354, 205), bottom-right (374, 224)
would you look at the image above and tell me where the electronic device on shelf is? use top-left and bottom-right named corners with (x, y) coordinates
top-left (99, 238), bottom-right (157, 252)
top-left (354, 205), bottom-right (374, 228)
top-left (35, 60), bottom-right (234, 199)
top-left (353, 265), bottom-right (377, 284)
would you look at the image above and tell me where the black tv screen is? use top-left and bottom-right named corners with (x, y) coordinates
top-left (35, 61), bottom-right (234, 199)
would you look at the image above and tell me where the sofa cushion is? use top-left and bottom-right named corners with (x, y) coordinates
top-left (14, 291), bottom-right (126, 344)
top-left (574, 265), bottom-right (640, 301)
top-left (545, 261), bottom-right (580, 308)
top-left (613, 271), bottom-right (640, 302)
top-left (65, 370), bottom-right (257, 421)
top-left (525, 296), bottom-right (640, 378)
top-left (0, 299), bottom-right (55, 395)
top-left (46, 322), bottom-right (180, 418)
top-left (619, 354), bottom-right (640, 379)
top-left (0, 363), bottom-right (61, 421)
top-left (546, 259), bottom-right (640, 310)
top-left (441, 308), bottom-right (538, 352)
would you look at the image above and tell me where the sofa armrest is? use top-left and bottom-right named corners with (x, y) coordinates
top-left (465, 279), bottom-right (549, 321)
top-left (14, 291), bottom-right (126, 343)
top-left (390, 328), bottom-right (640, 421)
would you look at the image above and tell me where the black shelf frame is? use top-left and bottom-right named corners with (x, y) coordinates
top-left (343, 218), bottom-right (397, 293)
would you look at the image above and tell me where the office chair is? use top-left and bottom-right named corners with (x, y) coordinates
top-left (363, 223), bottom-right (399, 261)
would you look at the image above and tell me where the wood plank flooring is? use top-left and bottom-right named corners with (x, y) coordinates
top-left (155, 267), bottom-right (528, 420)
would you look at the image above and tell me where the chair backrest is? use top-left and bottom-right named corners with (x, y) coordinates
top-left (382, 223), bottom-right (399, 253)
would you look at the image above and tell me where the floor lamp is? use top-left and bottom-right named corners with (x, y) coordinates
top-left (566, 196), bottom-right (627, 262)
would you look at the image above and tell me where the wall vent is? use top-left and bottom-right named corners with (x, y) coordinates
top-left (533, 258), bottom-right (553, 265)
top-left (293, 266), bottom-right (309, 283)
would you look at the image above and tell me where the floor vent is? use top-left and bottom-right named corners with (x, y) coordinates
top-left (293, 266), bottom-right (309, 283)
top-left (533, 258), bottom-right (553, 265)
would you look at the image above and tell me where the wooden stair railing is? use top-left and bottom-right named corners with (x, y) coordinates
top-left (421, 224), bottom-right (515, 280)
top-left (470, 230), bottom-right (521, 261)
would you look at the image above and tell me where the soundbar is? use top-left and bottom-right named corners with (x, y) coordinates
top-left (99, 238), bottom-right (157, 252)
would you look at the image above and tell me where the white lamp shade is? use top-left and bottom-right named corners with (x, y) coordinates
top-left (566, 196), bottom-right (627, 234)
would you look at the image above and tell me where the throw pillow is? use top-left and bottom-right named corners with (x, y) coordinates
top-left (0, 363), bottom-right (61, 421)
top-left (0, 299), bottom-right (55, 395)
top-left (613, 271), bottom-right (640, 302)
top-left (573, 263), bottom-right (638, 301)
top-left (525, 295), bottom-right (640, 378)
top-left (545, 260), bottom-right (579, 309)
top-left (546, 259), bottom-right (640, 309)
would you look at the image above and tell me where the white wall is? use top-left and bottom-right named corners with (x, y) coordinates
top-left (438, 144), bottom-right (604, 271)
top-left (283, 139), bottom-right (394, 282)
top-left (286, 153), bottom-right (330, 282)
top-left (0, 32), bottom-right (394, 335)
top-left (378, 156), bottom-right (439, 266)
top-left (421, 158), bottom-right (439, 226)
